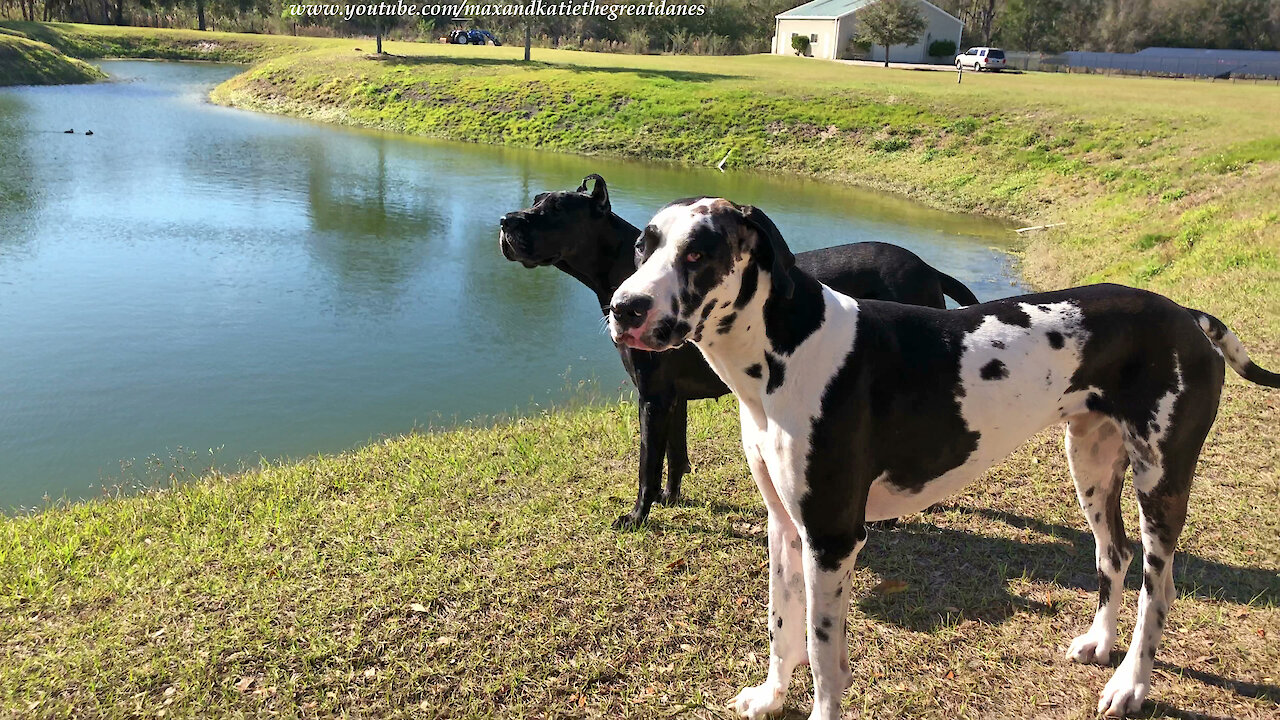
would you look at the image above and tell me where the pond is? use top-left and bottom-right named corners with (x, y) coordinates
top-left (0, 60), bottom-right (1028, 509)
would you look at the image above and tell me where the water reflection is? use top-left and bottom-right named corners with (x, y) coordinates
top-left (0, 60), bottom-right (1026, 508)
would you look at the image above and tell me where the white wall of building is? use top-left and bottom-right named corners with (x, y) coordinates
top-left (864, 1), bottom-right (963, 62)
top-left (774, 0), bottom-right (963, 63)
top-left (775, 18), bottom-right (840, 59)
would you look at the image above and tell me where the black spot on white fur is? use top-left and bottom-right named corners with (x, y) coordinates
top-left (765, 353), bottom-right (786, 394)
top-left (980, 359), bottom-right (1008, 380)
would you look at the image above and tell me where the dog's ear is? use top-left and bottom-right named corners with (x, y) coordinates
top-left (577, 174), bottom-right (610, 215)
top-left (739, 205), bottom-right (795, 300)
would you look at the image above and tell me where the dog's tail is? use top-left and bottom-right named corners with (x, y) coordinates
top-left (937, 271), bottom-right (980, 306)
top-left (1186, 307), bottom-right (1280, 388)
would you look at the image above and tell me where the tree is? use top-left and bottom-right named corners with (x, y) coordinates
top-left (855, 0), bottom-right (929, 67)
top-left (998, 0), bottom-right (1064, 51)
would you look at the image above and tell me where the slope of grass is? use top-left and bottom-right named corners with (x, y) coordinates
top-left (0, 28), bottom-right (104, 86)
top-left (207, 41), bottom-right (1280, 353)
top-left (2, 392), bottom-right (1277, 719)
top-left (0, 21), bottom-right (325, 63)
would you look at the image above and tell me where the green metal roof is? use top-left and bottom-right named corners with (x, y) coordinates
top-left (776, 0), bottom-right (876, 19)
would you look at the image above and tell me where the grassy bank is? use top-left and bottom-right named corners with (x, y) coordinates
top-left (0, 28), bottom-right (104, 86)
top-left (0, 21), bottom-right (325, 63)
top-left (206, 41), bottom-right (1280, 352)
top-left (3, 396), bottom-right (1277, 718)
top-left (1, 24), bottom-right (1278, 719)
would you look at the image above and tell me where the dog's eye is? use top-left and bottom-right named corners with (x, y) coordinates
top-left (685, 252), bottom-right (702, 263)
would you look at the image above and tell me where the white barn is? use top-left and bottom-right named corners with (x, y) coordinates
top-left (773, 0), bottom-right (963, 63)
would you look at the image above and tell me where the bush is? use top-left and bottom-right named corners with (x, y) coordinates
top-left (845, 37), bottom-right (872, 58)
top-left (625, 28), bottom-right (650, 54)
top-left (737, 35), bottom-right (769, 54)
top-left (928, 39), bottom-right (956, 57)
top-left (668, 28), bottom-right (690, 54)
top-left (791, 34), bottom-right (810, 56)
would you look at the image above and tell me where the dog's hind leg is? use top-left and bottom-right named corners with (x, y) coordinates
top-left (662, 399), bottom-right (690, 505)
top-left (1098, 440), bottom-right (1199, 716)
top-left (1064, 413), bottom-right (1132, 665)
top-left (802, 528), bottom-right (864, 720)
top-left (730, 438), bottom-right (806, 720)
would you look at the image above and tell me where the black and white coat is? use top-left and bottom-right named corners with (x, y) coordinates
top-left (499, 175), bottom-right (979, 529)
top-left (607, 198), bottom-right (1279, 720)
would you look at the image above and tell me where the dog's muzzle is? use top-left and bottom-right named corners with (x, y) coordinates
top-left (498, 213), bottom-right (553, 268)
top-left (610, 294), bottom-right (686, 352)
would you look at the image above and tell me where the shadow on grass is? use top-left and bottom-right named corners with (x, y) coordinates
top-left (0, 21), bottom-right (66, 49)
top-left (1156, 662), bottom-right (1280, 705)
top-left (678, 497), bottom-right (1278, 631)
top-left (965, 507), bottom-right (1280, 607)
top-left (1142, 667), bottom-right (1280, 720)
top-left (1144, 703), bottom-right (1247, 720)
top-left (372, 53), bottom-right (743, 82)
top-left (856, 508), bottom-right (1278, 630)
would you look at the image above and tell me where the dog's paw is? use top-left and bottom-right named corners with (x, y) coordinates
top-left (1097, 669), bottom-right (1148, 717)
top-left (1066, 628), bottom-right (1114, 665)
top-left (658, 489), bottom-right (681, 506)
top-left (611, 511), bottom-right (646, 531)
top-left (727, 682), bottom-right (785, 720)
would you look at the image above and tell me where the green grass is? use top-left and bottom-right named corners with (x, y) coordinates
top-left (2, 23), bottom-right (1279, 719)
top-left (0, 27), bottom-right (104, 86)
top-left (2, 395), bottom-right (1277, 718)
top-left (0, 21), bottom-right (323, 63)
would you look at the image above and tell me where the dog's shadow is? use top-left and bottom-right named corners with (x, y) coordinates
top-left (681, 500), bottom-right (1279, 631)
top-left (862, 506), bottom-right (1278, 630)
top-left (672, 499), bottom-right (1280, 712)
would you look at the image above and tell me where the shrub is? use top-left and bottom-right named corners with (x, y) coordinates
top-left (625, 28), bottom-right (650, 54)
top-left (845, 37), bottom-right (872, 58)
top-left (928, 39), bottom-right (956, 57)
top-left (668, 28), bottom-right (690, 54)
top-left (872, 136), bottom-right (911, 152)
top-left (737, 35), bottom-right (769, 54)
top-left (706, 33), bottom-right (730, 55)
top-left (791, 34), bottom-right (810, 56)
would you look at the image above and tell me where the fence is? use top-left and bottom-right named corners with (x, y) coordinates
top-left (1038, 50), bottom-right (1280, 80)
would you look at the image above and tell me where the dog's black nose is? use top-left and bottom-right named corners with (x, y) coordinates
top-left (500, 213), bottom-right (525, 229)
top-left (611, 294), bottom-right (652, 330)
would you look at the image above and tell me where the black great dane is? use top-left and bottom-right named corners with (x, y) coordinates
top-left (499, 175), bottom-right (980, 529)
top-left (607, 198), bottom-right (1280, 719)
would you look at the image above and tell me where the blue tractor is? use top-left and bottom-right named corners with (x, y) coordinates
top-left (447, 29), bottom-right (501, 46)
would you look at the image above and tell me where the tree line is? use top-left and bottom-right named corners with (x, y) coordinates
top-left (948, 0), bottom-right (1280, 53)
top-left (4, 0), bottom-right (1279, 53)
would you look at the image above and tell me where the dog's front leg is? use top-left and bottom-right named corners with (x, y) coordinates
top-left (613, 397), bottom-right (671, 530)
top-left (730, 444), bottom-right (805, 719)
top-left (803, 529), bottom-right (864, 720)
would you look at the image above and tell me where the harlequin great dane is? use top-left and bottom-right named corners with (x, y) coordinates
top-left (606, 198), bottom-right (1280, 719)
top-left (499, 174), bottom-right (979, 529)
